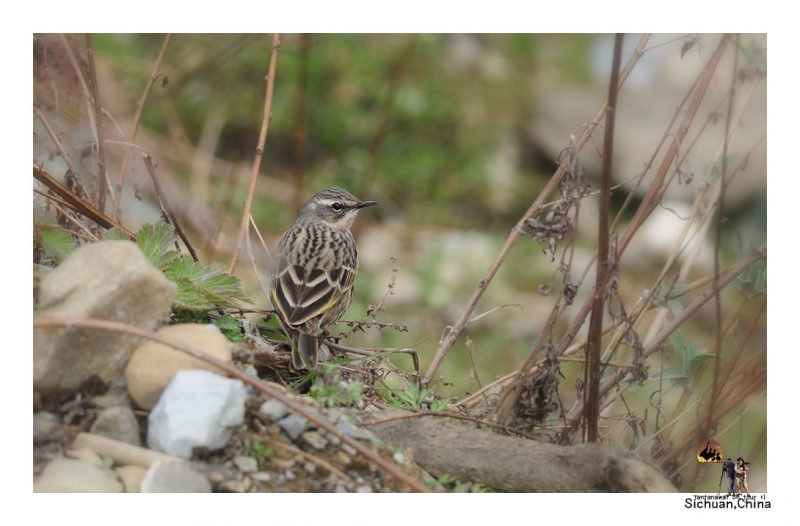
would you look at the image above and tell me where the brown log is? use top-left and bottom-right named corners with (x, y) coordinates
top-left (358, 409), bottom-right (676, 493)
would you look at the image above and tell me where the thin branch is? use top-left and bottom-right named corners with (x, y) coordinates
top-left (85, 34), bottom-right (108, 214)
top-left (112, 34), bottom-right (173, 221)
top-left (142, 153), bottom-right (199, 262)
top-left (229, 34), bottom-right (281, 274)
top-left (33, 316), bottom-right (431, 493)
top-left (33, 165), bottom-right (136, 240)
top-left (421, 34), bottom-right (653, 387)
top-left (586, 33), bottom-right (623, 443)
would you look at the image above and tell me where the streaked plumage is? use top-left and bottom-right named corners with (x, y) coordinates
top-left (270, 187), bottom-right (376, 370)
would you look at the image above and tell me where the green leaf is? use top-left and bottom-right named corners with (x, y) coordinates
top-left (688, 352), bottom-right (715, 375)
top-left (649, 366), bottom-right (689, 385)
top-left (215, 315), bottom-right (245, 342)
top-left (165, 257), bottom-right (251, 311)
top-left (739, 260), bottom-right (766, 300)
top-left (137, 223), bottom-right (180, 270)
top-left (103, 227), bottom-right (130, 241)
top-left (34, 209), bottom-right (78, 264)
top-left (669, 330), bottom-right (691, 372)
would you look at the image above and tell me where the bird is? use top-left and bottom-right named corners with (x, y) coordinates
top-left (270, 187), bottom-right (377, 370)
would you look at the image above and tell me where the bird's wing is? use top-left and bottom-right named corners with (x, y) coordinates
top-left (271, 238), bottom-right (357, 328)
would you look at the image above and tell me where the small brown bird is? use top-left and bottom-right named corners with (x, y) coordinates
top-left (270, 187), bottom-right (377, 370)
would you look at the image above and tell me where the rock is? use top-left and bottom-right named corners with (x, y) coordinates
top-left (285, 469), bottom-right (296, 481)
top-left (356, 485), bottom-right (373, 493)
top-left (125, 324), bottom-right (233, 410)
top-left (116, 465), bottom-right (147, 492)
top-left (140, 461), bottom-right (211, 493)
top-left (304, 461), bottom-right (317, 474)
top-left (34, 241), bottom-right (176, 396)
top-left (233, 455), bottom-right (258, 473)
top-left (259, 399), bottom-right (289, 420)
top-left (337, 415), bottom-right (378, 443)
top-left (147, 370), bottom-right (247, 459)
top-left (250, 472), bottom-right (272, 482)
top-left (90, 406), bottom-right (142, 446)
top-left (65, 447), bottom-right (104, 467)
top-left (91, 377), bottom-right (132, 409)
top-left (33, 411), bottom-right (60, 439)
top-left (34, 457), bottom-right (123, 492)
top-left (301, 431), bottom-right (329, 450)
top-left (278, 413), bottom-right (308, 441)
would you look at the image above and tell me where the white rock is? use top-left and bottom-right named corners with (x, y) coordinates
top-left (147, 370), bottom-right (247, 458)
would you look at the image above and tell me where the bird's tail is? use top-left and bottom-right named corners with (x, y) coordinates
top-left (293, 332), bottom-right (319, 371)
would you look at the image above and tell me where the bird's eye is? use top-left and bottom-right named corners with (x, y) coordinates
top-left (331, 203), bottom-right (343, 212)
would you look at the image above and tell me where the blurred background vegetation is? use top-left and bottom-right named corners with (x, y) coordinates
top-left (33, 33), bottom-right (767, 492)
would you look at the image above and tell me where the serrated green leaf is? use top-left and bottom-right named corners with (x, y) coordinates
top-left (103, 227), bottom-right (130, 241)
top-left (166, 257), bottom-right (251, 311)
top-left (34, 209), bottom-right (78, 263)
top-left (137, 223), bottom-right (180, 270)
top-left (215, 315), bottom-right (245, 342)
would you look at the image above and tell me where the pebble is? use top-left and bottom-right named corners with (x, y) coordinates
top-left (335, 484), bottom-right (348, 493)
top-left (304, 462), bottom-right (317, 474)
top-left (140, 461), bottom-right (211, 493)
top-left (285, 469), bottom-right (296, 481)
top-left (90, 406), bottom-right (142, 446)
top-left (301, 431), bottom-right (329, 450)
top-left (337, 416), bottom-right (378, 442)
top-left (342, 444), bottom-right (357, 456)
top-left (250, 472), bottom-right (272, 482)
top-left (233, 455), bottom-right (259, 473)
top-left (260, 399), bottom-right (289, 420)
top-left (278, 413), bottom-right (308, 440)
top-left (356, 485), bottom-right (373, 493)
top-left (33, 411), bottom-right (60, 439)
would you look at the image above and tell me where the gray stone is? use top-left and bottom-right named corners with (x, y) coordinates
top-left (92, 377), bottom-right (132, 409)
top-left (233, 455), bottom-right (259, 473)
top-left (285, 469), bottom-right (296, 481)
top-left (34, 241), bottom-right (176, 395)
top-left (337, 415), bottom-right (378, 443)
top-left (342, 444), bottom-right (357, 456)
top-left (34, 458), bottom-right (123, 493)
top-left (250, 472), bottom-right (272, 482)
top-left (33, 411), bottom-right (60, 439)
top-left (147, 370), bottom-right (247, 458)
top-left (304, 462), bottom-right (317, 474)
top-left (90, 406), bottom-right (142, 446)
top-left (334, 484), bottom-right (348, 493)
top-left (356, 485), bottom-right (373, 493)
top-left (259, 399), bottom-right (289, 420)
top-left (301, 431), bottom-right (329, 450)
top-left (140, 461), bottom-right (211, 493)
top-left (278, 413), bottom-right (308, 441)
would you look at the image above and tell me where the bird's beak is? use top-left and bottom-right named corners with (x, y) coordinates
top-left (356, 200), bottom-right (378, 209)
